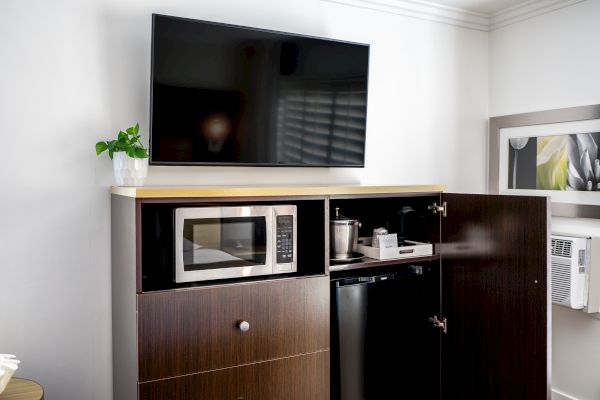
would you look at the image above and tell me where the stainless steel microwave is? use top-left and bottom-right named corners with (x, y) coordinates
top-left (174, 205), bottom-right (297, 282)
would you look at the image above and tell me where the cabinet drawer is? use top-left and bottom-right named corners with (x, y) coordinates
top-left (137, 276), bottom-right (329, 382)
top-left (138, 351), bottom-right (330, 400)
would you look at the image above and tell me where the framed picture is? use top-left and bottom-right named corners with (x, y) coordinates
top-left (488, 104), bottom-right (600, 217)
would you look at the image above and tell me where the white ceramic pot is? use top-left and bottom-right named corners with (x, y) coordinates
top-left (113, 152), bottom-right (149, 186)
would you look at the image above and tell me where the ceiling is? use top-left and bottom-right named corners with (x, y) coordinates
top-left (431, 0), bottom-right (533, 15)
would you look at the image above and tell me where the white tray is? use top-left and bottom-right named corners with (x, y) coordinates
top-left (357, 237), bottom-right (433, 260)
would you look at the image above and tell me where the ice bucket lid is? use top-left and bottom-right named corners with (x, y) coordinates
top-left (330, 208), bottom-right (359, 225)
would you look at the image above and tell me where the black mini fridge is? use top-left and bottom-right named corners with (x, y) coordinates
top-left (331, 265), bottom-right (440, 400)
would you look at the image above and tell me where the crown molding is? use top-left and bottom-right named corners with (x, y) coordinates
top-left (321, 0), bottom-right (490, 31)
top-left (490, 0), bottom-right (586, 30)
top-left (322, 0), bottom-right (586, 32)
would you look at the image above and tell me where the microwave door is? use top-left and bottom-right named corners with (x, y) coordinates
top-left (175, 206), bottom-right (273, 282)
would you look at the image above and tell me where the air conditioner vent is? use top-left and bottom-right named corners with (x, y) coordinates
top-left (552, 238), bottom-right (572, 258)
top-left (551, 257), bottom-right (571, 303)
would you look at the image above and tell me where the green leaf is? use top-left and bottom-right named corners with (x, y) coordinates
top-left (117, 137), bottom-right (129, 149)
top-left (115, 141), bottom-right (127, 152)
top-left (95, 142), bottom-right (108, 155)
top-left (133, 147), bottom-right (149, 158)
top-left (110, 141), bottom-right (123, 153)
top-left (97, 124), bottom-right (147, 161)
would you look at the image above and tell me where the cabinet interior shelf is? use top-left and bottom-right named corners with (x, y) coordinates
top-left (329, 253), bottom-right (440, 272)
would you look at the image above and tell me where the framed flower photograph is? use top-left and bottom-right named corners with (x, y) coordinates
top-left (489, 104), bottom-right (600, 216)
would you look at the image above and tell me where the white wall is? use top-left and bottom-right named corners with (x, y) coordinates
top-left (0, 0), bottom-right (488, 398)
top-left (490, 0), bottom-right (600, 116)
top-left (490, 2), bottom-right (600, 399)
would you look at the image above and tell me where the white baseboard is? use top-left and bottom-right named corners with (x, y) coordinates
top-left (552, 388), bottom-right (579, 400)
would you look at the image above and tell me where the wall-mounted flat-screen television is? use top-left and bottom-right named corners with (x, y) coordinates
top-left (150, 14), bottom-right (369, 167)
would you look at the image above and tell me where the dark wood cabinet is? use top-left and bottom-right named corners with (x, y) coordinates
top-left (441, 193), bottom-right (549, 400)
top-left (111, 186), bottom-right (549, 400)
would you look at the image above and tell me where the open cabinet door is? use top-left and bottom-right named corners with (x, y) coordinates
top-left (440, 193), bottom-right (550, 400)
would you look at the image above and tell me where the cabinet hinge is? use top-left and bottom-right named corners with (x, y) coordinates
top-left (428, 201), bottom-right (447, 217)
top-left (429, 315), bottom-right (448, 334)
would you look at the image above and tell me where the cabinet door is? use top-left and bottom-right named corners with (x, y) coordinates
top-left (441, 194), bottom-right (549, 399)
top-left (330, 265), bottom-right (441, 400)
top-left (137, 276), bottom-right (329, 382)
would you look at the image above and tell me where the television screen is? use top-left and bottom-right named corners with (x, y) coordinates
top-left (150, 14), bottom-right (369, 167)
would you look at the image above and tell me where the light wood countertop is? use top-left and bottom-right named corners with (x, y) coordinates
top-left (111, 184), bottom-right (446, 198)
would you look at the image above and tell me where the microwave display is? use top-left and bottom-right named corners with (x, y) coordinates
top-left (182, 217), bottom-right (267, 270)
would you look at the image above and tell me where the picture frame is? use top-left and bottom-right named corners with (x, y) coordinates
top-left (488, 104), bottom-right (600, 218)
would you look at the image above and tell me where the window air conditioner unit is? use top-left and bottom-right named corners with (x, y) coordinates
top-left (551, 233), bottom-right (600, 314)
top-left (551, 234), bottom-right (590, 309)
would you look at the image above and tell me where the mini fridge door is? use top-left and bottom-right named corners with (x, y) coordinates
top-left (331, 265), bottom-right (441, 400)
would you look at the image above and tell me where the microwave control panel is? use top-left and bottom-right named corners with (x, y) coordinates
top-left (276, 215), bottom-right (294, 264)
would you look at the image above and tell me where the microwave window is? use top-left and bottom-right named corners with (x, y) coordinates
top-left (182, 217), bottom-right (267, 271)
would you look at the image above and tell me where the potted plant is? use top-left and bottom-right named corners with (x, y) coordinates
top-left (96, 123), bottom-right (149, 186)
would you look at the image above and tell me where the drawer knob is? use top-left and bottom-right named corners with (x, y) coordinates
top-left (237, 320), bottom-right (250, 332)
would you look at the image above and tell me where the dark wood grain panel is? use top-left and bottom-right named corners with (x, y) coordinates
top-left (137, 276), bottom-right (330, 382)
top-left (245, 275), bottom-right (330, 362)
top-left (138, 351), bottom-right (330, 400)
top-left (441, 193), bottom-right (549, 400)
